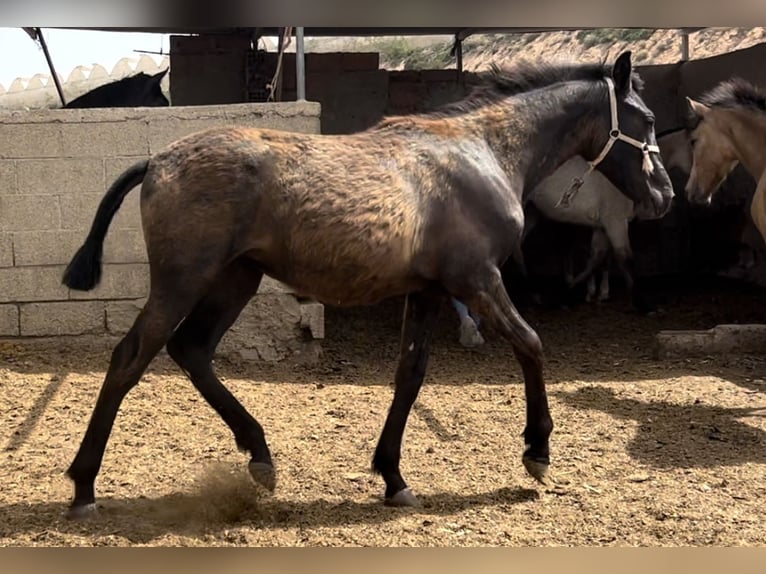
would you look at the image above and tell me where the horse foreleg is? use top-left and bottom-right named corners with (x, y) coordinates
top-left (373, 291), bottom-right (442, 506)
top-left (602, 217), bottom-right (655, 313)
top-left (462, 266), bottom-right (551, 484)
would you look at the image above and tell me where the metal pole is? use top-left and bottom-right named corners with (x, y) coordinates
top-left (34, 28), bottom-right (67, 106)
top-left (680, 29), bottom-right (690, 62)
top-left (295, 27), bottom-right (306, 101)
top-left (275, 27), bottom-right (285, 101)
top-left (456, 38), bottom-right (463, 86)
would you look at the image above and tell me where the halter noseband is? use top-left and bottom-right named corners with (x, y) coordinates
top-left (556, 77), bottom-right (661, 207)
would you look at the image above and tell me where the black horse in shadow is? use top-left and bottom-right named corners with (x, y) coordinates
top-left (64, 68), bottom-right (169, 109)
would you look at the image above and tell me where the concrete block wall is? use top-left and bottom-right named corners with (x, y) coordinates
top-left (0, 101), bottom-right (325, 362)
top-left (170, 33), bottom-right (252, 106)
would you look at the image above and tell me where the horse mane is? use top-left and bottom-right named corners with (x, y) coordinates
top-left (699, 77), bottom-right (766, 115)
top-left (375, 57), bottom-right (644, 128)
top-left (480, 58), bottom-right (644, 97)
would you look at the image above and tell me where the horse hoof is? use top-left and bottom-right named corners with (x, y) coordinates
top-left (522, 455), bottom-right (550, 485)
top-left (459, 325), bottom-right (485, 348)
top-left (248, 461), bottom-right (277, 494)
top-left (64, 502), bottom-right (98, 521)
top-left (385, 487), bottom-right (421, 508)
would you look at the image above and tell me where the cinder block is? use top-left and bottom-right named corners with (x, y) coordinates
top-left (341, 52), bottom-right (380, 71)
top-left (220, 292), bottom-right (303, 362)
top-left (0, 123), bottom-right (64, 159)
top-left (69, 263), bottom-right (149, 300)
top-left (16, 158), bottom-right (104, 195)
top-left (259, 276), bottom-right (292, 294)
top-left (0, 266), bottom-right (69, 303)
top-left (388, 87), bottom-right (424, 112)
top-left (59, 192), bottom-right (141, 231)
top-left (389, 70), bottom-right (421, 83)
top-left (10, 229), bottom-right (142, 267)
top-left (103, 229), bottom-right (147, 264)
top-left (105, 157), bottom-right (149, 187)
top-left (112, 190), bottom-right (142, 230)
top-left (59, 121), bottom-right (149, 157)
top-left (11, 230), bottom-right (82, 266)
top-left (422, 70), bottom-right (460, 83)
top-left (300, 300), bottom-right (325, 339)
top-left (233, 114), bottom-right (320, 135)
top-left (0, 234), bottom-right (12, 267)
top-left (105, 298), bottom-right (146, 334)
top-left (148, 118), bottom-right (234, 153)
top-left (0, 304), bottom-right (19, 336)
top-left (0, 195), bottom-right (61, 231)
top-left (0, 160), bottom-right (16, 194)
top-left (20, 301), bottom-right (104, 336)
top-left (306, 53), bottom-right (343, 73)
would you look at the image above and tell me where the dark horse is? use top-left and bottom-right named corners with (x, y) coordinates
top-left (61, 51), bottom-right (673, 518)
top-left (64, 69), bottom-right (168, 109)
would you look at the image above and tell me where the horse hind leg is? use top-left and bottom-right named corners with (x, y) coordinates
top-left (65, 285), bottom-right (206, 519)
top-left (597, 266), bottom-right (611, 302)
top-left (586, 274), bottom-right (597, 303)
top-left (569, 228), bottom-right (610, 290)
top-left (601, 218), bottom-right (655, 313)
top-left (165, 257), bottom-right (275, 493)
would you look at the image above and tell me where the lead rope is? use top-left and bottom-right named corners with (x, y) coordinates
top-left (556, 77), bottom-right (660, 208)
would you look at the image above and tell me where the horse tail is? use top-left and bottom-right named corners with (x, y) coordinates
top-left (62, 159), bottom-right (149, 291)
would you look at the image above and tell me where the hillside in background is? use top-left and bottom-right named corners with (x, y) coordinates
top-left (4, 28), bottom-right (765, 110)
top-left (305, 27), bottom-right (766, 70)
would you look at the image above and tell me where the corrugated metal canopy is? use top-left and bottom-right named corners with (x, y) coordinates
top-left (52, 27), bottom-right (581, 36)
top-left (49, 27), bottom-right (707, 40)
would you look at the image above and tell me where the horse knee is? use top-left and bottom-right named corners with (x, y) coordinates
top-left (517, 328), bottom-right (543, 362)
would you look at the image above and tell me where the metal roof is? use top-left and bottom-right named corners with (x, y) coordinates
top-left (50, 27), bottom-right (707, 40)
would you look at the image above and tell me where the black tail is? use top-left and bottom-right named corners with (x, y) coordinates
top-left (62, 160), bottom-right (149, 291)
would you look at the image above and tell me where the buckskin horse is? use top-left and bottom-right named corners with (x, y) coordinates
top-left (686, 78), bottom-right (766, 247)
top-left (61, 51), bottom-right (673, 518)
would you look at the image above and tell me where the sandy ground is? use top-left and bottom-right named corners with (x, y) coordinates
top-left (1, 276), bottom-right (765, 546)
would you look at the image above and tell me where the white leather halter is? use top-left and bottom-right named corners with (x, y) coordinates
top-left (556, 77), bottom-right (661, 207)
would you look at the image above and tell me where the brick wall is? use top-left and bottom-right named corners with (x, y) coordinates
top-left (0, 101), bottom-right (325, 361)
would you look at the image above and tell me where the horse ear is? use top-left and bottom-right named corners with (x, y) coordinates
top-left (686, 96), bottom-right (710, 118)
top-left (612, 51), bottom-right (633, 93)
top-left (153, 68), bottom-right (169, 83)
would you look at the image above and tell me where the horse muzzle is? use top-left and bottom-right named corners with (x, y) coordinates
top-left (685, 184), bottom-right (713, 206)
top-left (636, 185), bottom-right (674, 220)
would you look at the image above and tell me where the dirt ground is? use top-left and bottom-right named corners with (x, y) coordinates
top-left (1, 276), bottom-right (765, 547)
